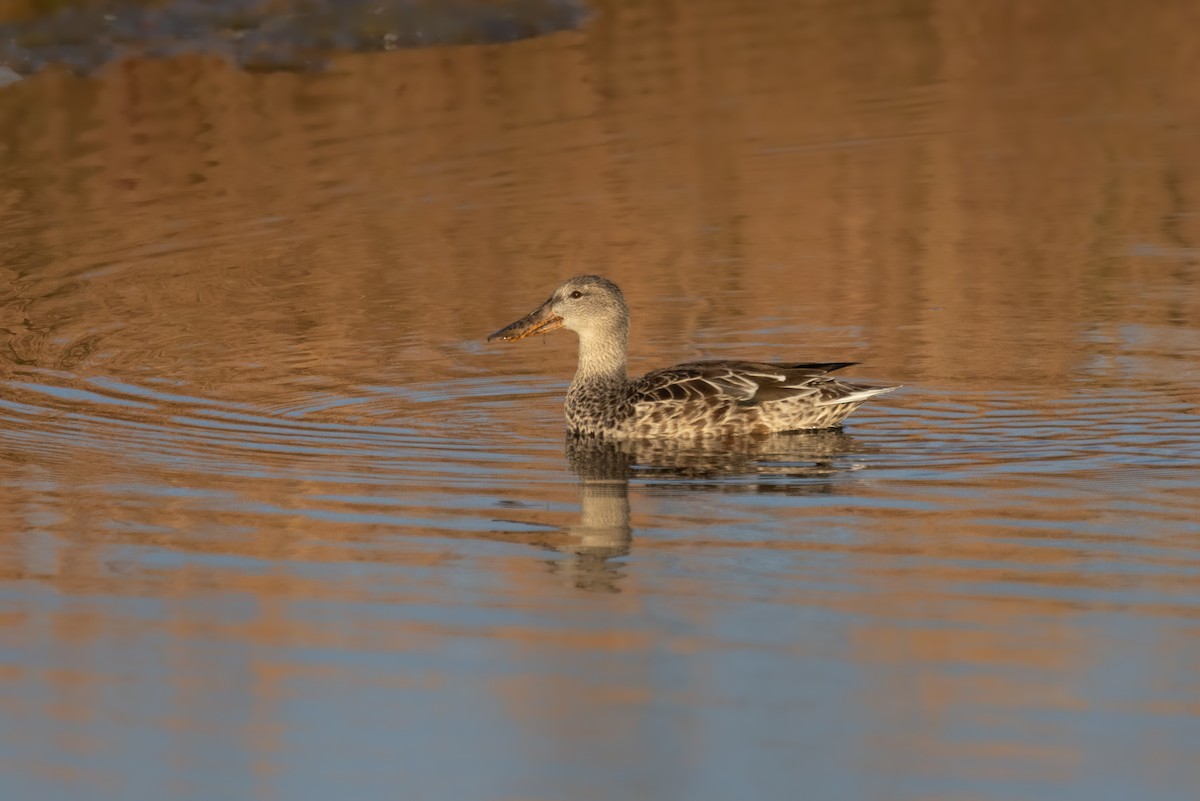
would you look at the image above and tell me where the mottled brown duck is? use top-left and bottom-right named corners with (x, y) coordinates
top-left (488, 275), bottom-right (898, 438)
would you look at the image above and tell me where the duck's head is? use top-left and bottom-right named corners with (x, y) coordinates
top-left (488, 275), bottom-right (628, 342)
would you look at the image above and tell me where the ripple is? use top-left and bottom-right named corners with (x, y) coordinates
top-left (0, 369), bottom-right (553, 497)
top-left (3, 360), bottom-right (1199, 634)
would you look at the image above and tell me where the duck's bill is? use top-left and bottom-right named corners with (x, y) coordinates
top-left (487, 302), bottom-right (564, 342)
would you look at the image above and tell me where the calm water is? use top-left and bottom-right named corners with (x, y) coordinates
top-left (2, 1), bottom-right (1200, 800)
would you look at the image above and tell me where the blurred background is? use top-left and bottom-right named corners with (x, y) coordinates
top-left (1, 1), bottom-right (1198, 800)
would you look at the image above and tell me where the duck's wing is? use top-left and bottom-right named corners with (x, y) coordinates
top-left (631, 361), bottom-right (859, 405)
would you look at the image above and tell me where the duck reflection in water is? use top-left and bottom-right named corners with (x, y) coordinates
top-left (539, 430), bottom-right (871, 592)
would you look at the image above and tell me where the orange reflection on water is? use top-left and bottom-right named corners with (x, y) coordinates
top-left (2, 0), bottom-right (1200, 799)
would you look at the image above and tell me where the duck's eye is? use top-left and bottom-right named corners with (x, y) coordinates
top-left (569, 290), bottom-right (583, 299)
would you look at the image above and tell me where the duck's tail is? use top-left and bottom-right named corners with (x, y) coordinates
top-left (815, 382), bottom-right (901, 407)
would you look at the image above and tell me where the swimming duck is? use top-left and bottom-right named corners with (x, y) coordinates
top-left (488, 275), bottom-right (898, 438)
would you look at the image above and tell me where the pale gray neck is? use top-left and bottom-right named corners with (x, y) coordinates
top-left (573, 320), bottom-right (628, 385)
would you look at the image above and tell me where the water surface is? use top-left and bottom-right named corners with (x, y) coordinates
top-left (2, 0), bottom-right (1199, 799)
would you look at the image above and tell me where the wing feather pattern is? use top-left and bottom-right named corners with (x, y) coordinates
top-left (631, 361), bottom-right (859, 406)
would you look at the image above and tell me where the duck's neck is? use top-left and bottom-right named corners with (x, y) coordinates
top-left (573, 322), bottom-right (628, 387)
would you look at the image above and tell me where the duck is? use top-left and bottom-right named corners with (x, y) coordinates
top-left (487, 275), bottom-right (898, 438)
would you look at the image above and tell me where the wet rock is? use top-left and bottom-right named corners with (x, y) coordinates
top-left (0, 0), bottom-right (591, 77)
